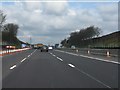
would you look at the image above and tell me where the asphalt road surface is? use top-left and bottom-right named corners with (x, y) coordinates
top-left (2, 49), bottom-right (119, 88)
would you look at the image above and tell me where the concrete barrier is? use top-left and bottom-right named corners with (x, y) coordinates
top-left (0, 48), bottom-right (30, 56)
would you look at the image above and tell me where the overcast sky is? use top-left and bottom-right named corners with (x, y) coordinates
top-left (1, 0), bottom-right (118, 45)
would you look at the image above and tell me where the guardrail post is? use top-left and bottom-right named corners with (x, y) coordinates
top-left (107, 51), bottom-right (110, 57)
top-left (87, 50), bottom-right (90, 54)
top-left (76, 49), bottom-right (79, 53)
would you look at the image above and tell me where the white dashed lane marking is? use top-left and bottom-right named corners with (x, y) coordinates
top-left (10, 65), bottom-right (17, 70)
top-left (28, 55), bottom-right (31, 57)
top-left (50, 53), bottom-right (53, 55)
top-left (68, 64), bottom-right (75, 68)
top-left (56, 57), bottom-right (63, 61)
top-left (21, 58), bottom-right (27, 63)
top-left (49, 52), bottom-right (63, 62)
top-left (52, 54), bottom-right (56, 57)
top-left (8, 49), bottom-right (37, 71)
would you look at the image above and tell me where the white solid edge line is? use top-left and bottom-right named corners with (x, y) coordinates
top-left (66, 52), bottom-right (78, 56)
top-left (10, 65), bottom-right (17, 70)
top-left (75, 67), bottom-right (111, 88)
top-left (56, 50), bottom-right (120, 65)
top-left (21, 58), bottom-right (26, 62)
top-left (68, 64), bottom-right (75, 68)
top-left (78, 54), bottom-right (120, 64)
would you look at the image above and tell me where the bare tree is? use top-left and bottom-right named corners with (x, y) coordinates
top-left (0, 10), bottom-right (6, 32)
top-left (0, 10), bottom-right (6, 25)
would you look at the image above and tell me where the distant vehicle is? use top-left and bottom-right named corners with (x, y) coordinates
top-left (6, 45), bottom-right (16, 49)
top-left (33, 45), bottom-right (38, 49)
top-left (40, 45), bottom-right (48, 52)
top-left (48, 46), bottom-right (53, 50)
top-left (71, 45), bottom-right (76, 49)
top-left (33, 44), bottom-right (43, 49)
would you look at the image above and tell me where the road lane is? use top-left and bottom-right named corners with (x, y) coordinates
top-left (2, 49), bottom-right (36, 79)
top-left (52, 50), bottom-right (118, 88)
top-left (3, 49), bottom-right (108, 88)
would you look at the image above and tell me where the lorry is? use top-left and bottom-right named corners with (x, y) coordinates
top-left (33, 43), bottom-right (44, 49)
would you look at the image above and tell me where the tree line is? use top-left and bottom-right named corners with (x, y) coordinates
top-left (61, 26), bottom-right (101, 48)
top-left (0, 10), bottom-right (21, 48)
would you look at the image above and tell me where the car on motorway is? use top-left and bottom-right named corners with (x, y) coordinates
top-left (40, 45), bottom-right (48, 52)
top-left (71, 45), bottom-right (76, 49)
top-left (48, 46), bottom-right (53, 50)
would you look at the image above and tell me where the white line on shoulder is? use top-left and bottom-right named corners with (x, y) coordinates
top-left (75, 67), bottom-right (111, 88)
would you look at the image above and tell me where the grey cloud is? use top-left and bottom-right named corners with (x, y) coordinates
top-left (2, 1), bottom-right (118, 44)
top-left (42, 1), bottom-right (68, 16)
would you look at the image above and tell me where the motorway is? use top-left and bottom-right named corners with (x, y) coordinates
top-left (2, 49), bottom-right (119, 88)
